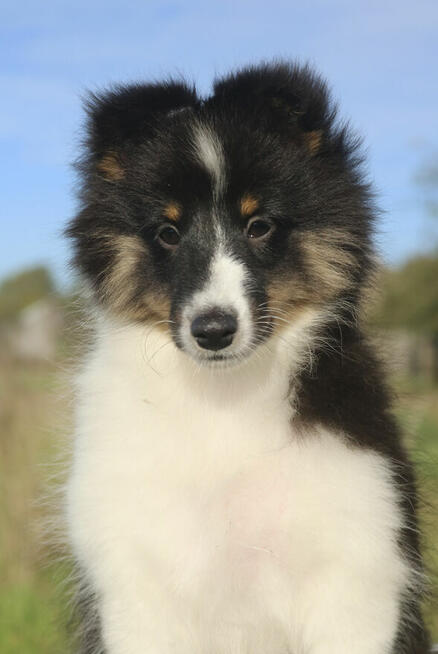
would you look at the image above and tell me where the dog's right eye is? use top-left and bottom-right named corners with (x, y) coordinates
top-left (157, 225), bottom-right (180, 248)
top-left (245, 217), bottom-right (274, 240)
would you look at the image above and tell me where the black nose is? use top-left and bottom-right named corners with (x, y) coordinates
top-left (191, 310), bottom-right (238, 351)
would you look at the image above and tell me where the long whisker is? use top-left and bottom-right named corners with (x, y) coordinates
top-left (141, 319), bottom-right (175, 374)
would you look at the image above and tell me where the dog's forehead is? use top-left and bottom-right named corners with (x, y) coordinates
top-left (152, 117), bottom-right (274, 214)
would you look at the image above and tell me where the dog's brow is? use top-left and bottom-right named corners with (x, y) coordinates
top-left (240, 195), bottom-right (259, 217)
top-left (163, 202), bottom-right (182, 222)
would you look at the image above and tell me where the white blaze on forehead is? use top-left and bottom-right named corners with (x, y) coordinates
top-left (192, 123), bottom-right (225, 199)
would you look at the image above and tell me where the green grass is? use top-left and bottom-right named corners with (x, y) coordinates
top-left (397, 381), bottom-right (438, 639)
top-left (0, 358), bottom-right (437, 650)
top-left (0, 574), bottom-right (71, 654)
top-left (0, 359), bottom-right (72, 652)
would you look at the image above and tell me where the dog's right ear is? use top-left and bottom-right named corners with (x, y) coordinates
top-left (84, 81), bottom-right (198, 180)
top-left (213, 63), bottom-right (335, 155)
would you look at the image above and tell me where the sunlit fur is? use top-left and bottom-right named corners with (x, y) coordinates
top-left (65, 62), bottom-right (429, 653)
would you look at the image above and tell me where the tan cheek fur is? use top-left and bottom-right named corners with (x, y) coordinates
top-left (300, 228), bottom-right (357, 296)
top-left (266, 228), bottom-right (357, 329)
top-left (266, 278), bottom-right (312, 324)
top-left (101, 234), bottom-right (171, 326)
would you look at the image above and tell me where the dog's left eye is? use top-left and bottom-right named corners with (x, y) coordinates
top-left (157, 225), bottom-right (180, 248)
top-left (246, 218), bottom-right (274, 240)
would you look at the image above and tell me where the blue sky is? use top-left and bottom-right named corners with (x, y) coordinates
top-left (1, 0), bottom-right (437, 286)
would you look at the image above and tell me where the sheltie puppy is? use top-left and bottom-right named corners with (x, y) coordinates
top-left (65, 62), bottom-right (429, 653)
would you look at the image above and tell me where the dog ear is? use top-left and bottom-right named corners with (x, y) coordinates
top-left (84, 81), bottom-right (198, 180)
top-left (213, 63), bottom-right (334, 155)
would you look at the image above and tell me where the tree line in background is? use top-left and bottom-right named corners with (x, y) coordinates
top-left (371, 256), bottom-right (438, 335)
top-left (0, 267), bottom-right (55, 322)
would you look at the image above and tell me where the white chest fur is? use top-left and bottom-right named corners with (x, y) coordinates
top-left (67, 321), bottom-right (411, 654)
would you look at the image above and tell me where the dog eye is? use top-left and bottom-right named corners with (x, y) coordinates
top-left (157, 225), bottom-right (180, 248)
top-left (246, 218), bottom-right (273, 240)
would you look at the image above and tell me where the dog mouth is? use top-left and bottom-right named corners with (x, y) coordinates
top-left (187, 348), bottom-right (257, 369)
top-left (194, 350), bottom-right (248, 366)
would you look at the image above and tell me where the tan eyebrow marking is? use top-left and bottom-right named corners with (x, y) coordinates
top-left (163, 202), bottom-right (182, 222)
top-left (240, 194), bottom-right (259, 217)
top-left (97, 152), bottom-right (124, 181)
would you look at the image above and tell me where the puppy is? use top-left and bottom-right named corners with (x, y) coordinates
top-left (65, 63), bottom-right (429, 653)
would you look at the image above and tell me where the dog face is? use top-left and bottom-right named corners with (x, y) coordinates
top-left (68, 64), bottom-right (375, 365)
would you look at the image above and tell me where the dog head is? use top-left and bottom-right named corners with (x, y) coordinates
top-left (67, 63), bottom-right (375, 365)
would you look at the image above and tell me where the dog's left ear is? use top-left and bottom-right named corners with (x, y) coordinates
top-left (83, 81), bottom-right (198, 181)
top-left (213, 63), bottom-right (334, 155)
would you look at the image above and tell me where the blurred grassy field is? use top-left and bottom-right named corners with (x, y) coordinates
top-left (0, 358), bottom-right (73, 653)
top-left (0, 356), bottom-right (437, 651)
